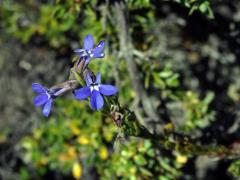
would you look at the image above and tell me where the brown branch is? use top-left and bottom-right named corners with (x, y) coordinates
top-left (109, 101), bottom-right (240, 160)
top-left (113, 1), bottom-right (161, 126)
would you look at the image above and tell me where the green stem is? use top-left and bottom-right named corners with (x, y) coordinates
top-left (109, 98), bottom-right (238, 159)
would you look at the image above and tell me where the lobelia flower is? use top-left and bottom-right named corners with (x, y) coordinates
top-left (32, 83), bottom-right (64, 117)
top-left (74, 73), bottom-right (118, 110)
top-left (74, 34), bottom-right (105, 69)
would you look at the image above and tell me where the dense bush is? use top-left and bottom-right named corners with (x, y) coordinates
top-left (1, 0), bottom-right (240, 179)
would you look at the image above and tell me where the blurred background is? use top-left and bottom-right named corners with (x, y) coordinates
top-left (1, 0), bottom-right (240, 179)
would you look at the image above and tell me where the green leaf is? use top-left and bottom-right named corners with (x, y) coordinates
top-left (20, 168), bottom-right (30, 180)
top-left (228, 160), bottom-right (240, 178)
top-left (153, 72), bottom-right (166, 89)
top-left (134, 155), bottom-right (147, 166)
top-left (144, 72), bottom-right (150, 89)
top-left (72, 71), bottom-right (84, 85)
top-left (147, 149), bottom-right (155, 157)
top-left (159, 70), bottom-right (173, 78)
top-left (203, 92), bottom-right (214, 105)
top-left (144, 140), bottom-right (152, 149)
top-left (166, 74), bottom-right (179, 87)
top-left (139, 167), bottom-right (153, 177)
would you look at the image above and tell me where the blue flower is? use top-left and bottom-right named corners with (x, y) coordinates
top-left (32, 83), bottom-right (62, 117)
top-left (74, 34), bottom-right (105, 69)
top-left (74, 73), bottom-right (118, 110)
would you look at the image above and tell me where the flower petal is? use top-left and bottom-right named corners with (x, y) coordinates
top-left (95, 73), bottom-right (101, 84)
top-left (99, 84), bottom-right (118, 96)
top-left (34, 94), bottom-right (49, 106)
top-left (32, 83), bottom-right (46, 93)
top-left (74, 49), bottom-right (85, 56)
top-left (84, 34), bottom-right (94, 50)
top-left (91, 52), bottom-right (105, 58)
top-left (74, 87), bottom-right (91, 100)
top-left (74, 49), bottom-right (85, 53)
top-left (85, 73), bottom-right (93, 86)
top-left (90, 90), bottom-right (104, 110)
top-left (92, 40), bottom-right (105, 56)
top-left (42, 99), bottom-right (53, 117)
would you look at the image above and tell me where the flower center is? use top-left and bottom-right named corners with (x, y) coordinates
top-left (90, 83), bottom-right (100, 92)
top-left (45, 90), bottom-right (52, 99)
top-left (80, 50), bottom-right (91, 58)
top-left (86, 49), bottom-right (94, 58)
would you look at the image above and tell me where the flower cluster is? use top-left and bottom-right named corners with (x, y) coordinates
top-left (32, 35), bottom-right (117, 117)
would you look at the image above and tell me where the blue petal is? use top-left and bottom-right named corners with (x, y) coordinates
top-left (92, 40), bottom-right (105, 54)
top-left (85, 73), bottom-right (93, 86)
top-left (42, 99), bottom-right (53, 117)
top-left (74, 86), bottom-right (91, 100)
top-left (95, 73), bottom-right (101, 84)
top-left (99, 84), bottom-right (118, 96)
top-left (32, 83), bottom-right (46, 93)
top-left (74, 49), bottom-right (85, 56)
top-left (74, 49), bottom-right (85, 53)
top-left (34, 94), bottom-right (49, 106)
top-left (84, 34), bottom-right (94, 50)
top-left (90, 90), bottom-right (104, 110)
top-left (91, 52), bottom-right (105, 58)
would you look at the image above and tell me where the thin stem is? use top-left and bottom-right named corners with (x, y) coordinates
top-left (113, 1), bottom-right (161, 125)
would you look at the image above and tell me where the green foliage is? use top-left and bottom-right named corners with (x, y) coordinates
top-left (101, 139), bottom-right (184, 179)
top-left (126, 0), bottom-right (151, 9)
top-left (0, 0), bottom-right (103, 48)
top-left (20, 100), bottom-right (114, 177)
top-left (174, 0), bottom-right (213, 18)
top-left (126, 0), bottom-right (213, 17)
top-left (228, 159), bottom-right (240, 178)
top-left (20, 100), bottom-right (185, 179)
top-left (178, 91), bottom-right (215, 132)
top-left (0, 0), bottom-right (213, 49)
top-left (1, 0), bottom-right (239, 179)
top-left (151, 65), bottom-right (180, 100)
